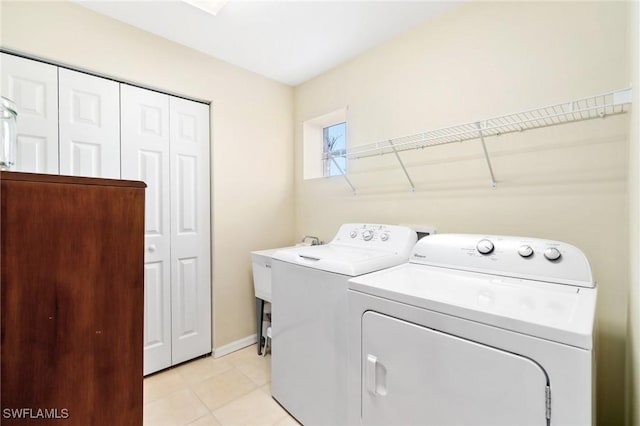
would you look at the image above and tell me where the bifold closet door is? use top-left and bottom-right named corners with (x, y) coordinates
top-left (0, 53), bottom-right (59, 173)
top-left (122, 86), bottom-right (211, 374)
top-left (59, 68), bottom-right (120, 179)
top-left (169, 97), bottom-right (211, 365)
top-left (121, 84), bottom-right (172, 375)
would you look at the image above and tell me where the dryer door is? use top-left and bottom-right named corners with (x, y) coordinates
top-left (361, 311), bottom-right (549, 426)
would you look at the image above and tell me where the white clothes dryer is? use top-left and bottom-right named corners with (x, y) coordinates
top-left (347, 234), bottom-right (597, 426)
top-left (271, 224), bottom-right (417, 425)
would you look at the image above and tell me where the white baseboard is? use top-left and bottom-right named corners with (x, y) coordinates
top-left (212, 334), bottom-right (257, 358)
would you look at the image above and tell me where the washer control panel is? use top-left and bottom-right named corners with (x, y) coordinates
top-left (344, 225), bottom-right (392, 243)
top-left (412, 234), bottom-right (594, 287)
top-left (333, 223), bottom-right (417, 253)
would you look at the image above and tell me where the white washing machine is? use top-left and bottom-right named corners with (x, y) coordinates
top-left (347, 234), bottom-right (597, 426)
top-left (271, 224), bottom-right (417, 425)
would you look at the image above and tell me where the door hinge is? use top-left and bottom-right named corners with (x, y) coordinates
top-left (545, 385), bottom-right (551, 420)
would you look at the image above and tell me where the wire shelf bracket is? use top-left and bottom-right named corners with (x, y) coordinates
top-left (329, 152), bottom-right (356, 195)
top-left (476, 122), bottom-right (497, 189)
top-left (327, 87), bottom-right (632, 194)
top-left (390, 140), bottom-right (416, 192)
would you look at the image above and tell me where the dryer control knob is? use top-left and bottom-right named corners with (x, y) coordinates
top-left (350, 230), bottom-right (358, 238)
top-left (380, 233), bottom-right (389, 242)
top-left (476, 239), bottom-right (494, 255)
top-left (518, 245), bottom-right (534, 258)
top-left (362, 230), bottom-right (374, 241)
top-left (544, 247), bottom-right (562, 261)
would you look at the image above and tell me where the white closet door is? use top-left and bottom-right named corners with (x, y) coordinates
top-left (121, 84), bottom-right (172, 375)
top-left (59, 68), bottom-right (120, 178)
top-left (169, 97), bottom-right (211, 365)
top-left (1, 53), bottom-right (59, 173)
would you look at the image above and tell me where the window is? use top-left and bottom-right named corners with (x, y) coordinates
top-left (303, 107), bottom-right (347, 180)
top-left (323, 121), bottom-right (347, 177)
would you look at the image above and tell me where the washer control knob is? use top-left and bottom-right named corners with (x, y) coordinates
top-left (544, 247), bottom-right (562, 261)
top-left (476, 239), bottom-right (494, 255)
top-left (362, 230), bottom-right (374, 241)
top-left (380, 233), bottom-right (389, 242)
top-left (518, 245), bottom-right (534, 258)
top-left (350, 230), bottom-right (358, 238)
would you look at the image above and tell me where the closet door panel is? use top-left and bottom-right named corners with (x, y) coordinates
top-left (121, 84), bottom-right (172, 375)
top-left (0, 53), bottom-right (59, 173)
top-left (59, 68), bottom-right (120, 178)
top-left (170, 97), bottom-right (211, 364)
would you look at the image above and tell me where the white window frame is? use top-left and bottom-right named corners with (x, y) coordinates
top-left (302, 107), bottom-right (347, 180)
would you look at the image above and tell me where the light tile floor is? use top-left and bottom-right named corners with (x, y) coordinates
top-left (143, 345), bottom-right (299, 426)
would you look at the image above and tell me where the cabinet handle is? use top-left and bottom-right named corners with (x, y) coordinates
top-left (147, 244), bottom-right (156, 253)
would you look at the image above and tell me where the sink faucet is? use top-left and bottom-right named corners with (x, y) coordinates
top-left (302, 235), bottom-right (321, 245)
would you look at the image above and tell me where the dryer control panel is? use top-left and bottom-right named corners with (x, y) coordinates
top-left (410, 234), bottom-right (594, 288)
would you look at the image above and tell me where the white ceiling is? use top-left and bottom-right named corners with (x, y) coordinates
top-left (75, 1), bottom-right (460, 86)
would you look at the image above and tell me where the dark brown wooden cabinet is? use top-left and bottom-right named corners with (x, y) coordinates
top-left (1, 172), bottom-right (145, 425)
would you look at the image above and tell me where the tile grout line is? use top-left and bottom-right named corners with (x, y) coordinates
top-left (205, 363), bottom-right (265, 420)
top-left (185, 372), bottom-right (226, 425)
top-left (143, 374), bottom-right (191, 407)
top-left (187, 350), bottom-right (266, 424)
top-left (144, 345), bottom-right (281, 425)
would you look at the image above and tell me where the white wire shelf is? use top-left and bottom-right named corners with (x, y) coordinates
top-left (326, 87), bottom-right (632, 193)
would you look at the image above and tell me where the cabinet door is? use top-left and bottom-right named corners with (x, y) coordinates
top-left (170, 97), bottom-right (212, 364)
top-left (1, 172), bottom-right (145, 426)
top-left (361, 312), bottom-right (548, 426)
top-left (0, 53), bottom-right (59, 173)
top-left (121, 84), bottom-right (172, 375)
top-left (59, 68), bottom-right (120, 178)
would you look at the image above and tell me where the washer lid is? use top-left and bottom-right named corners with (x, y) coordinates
top-left (273, 244), bottom-right (408, 276)
top-left (349, 263), bottom-right (597, 349)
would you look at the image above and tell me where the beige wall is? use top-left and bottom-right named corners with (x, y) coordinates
top-left (627, 1), bottom-right (640, 424)
top-left (2, 0), bottom-right (637, 422)
top-left (294, 2), bottom-right (630, 423)
top-left (0, 1), bottom-right (296, 349)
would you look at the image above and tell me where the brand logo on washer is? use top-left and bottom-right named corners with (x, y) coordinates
top-left (414, 254), bottom-right (426, 259)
